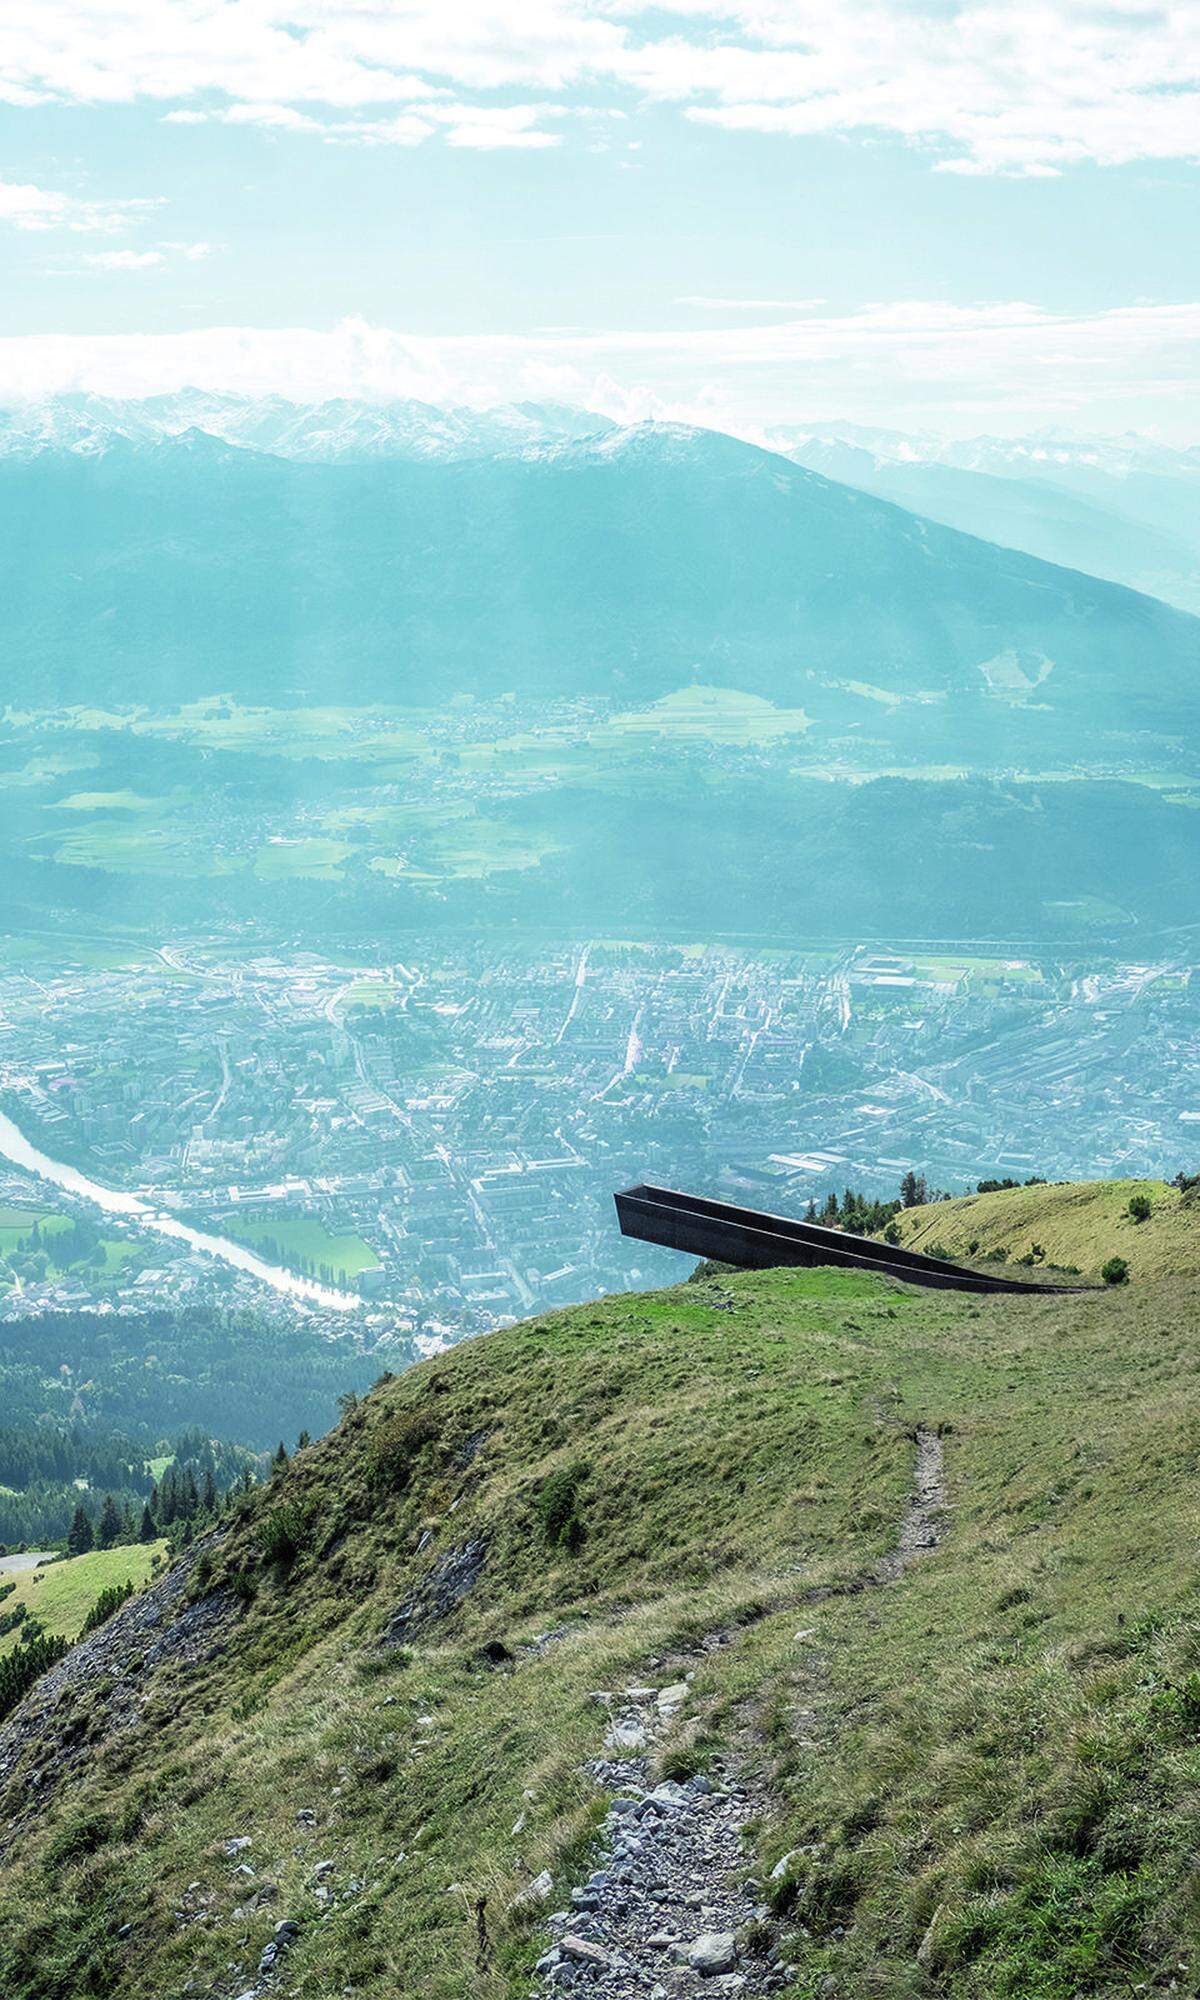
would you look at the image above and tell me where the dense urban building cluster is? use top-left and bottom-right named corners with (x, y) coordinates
top-left (0, 934), bottom-right (1196, 1352)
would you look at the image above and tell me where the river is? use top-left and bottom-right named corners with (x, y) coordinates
top-left (0, 1108), bottom-right (361, 1313)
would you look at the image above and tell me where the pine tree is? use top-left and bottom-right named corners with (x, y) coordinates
top-left (97, 1494), bottom-right (123, 1548)
top-left (274, 1442), bottom-right (289, 1473)
top-left (139, 1502), bottom-right (157, 1543)
top-left (67, 1504), bottom-right (94, 1556)
top-left (202, 1467), bottom-right (217, 1515)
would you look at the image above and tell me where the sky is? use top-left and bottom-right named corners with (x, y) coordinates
top-left (1, 0), bottom-right (1198, 439)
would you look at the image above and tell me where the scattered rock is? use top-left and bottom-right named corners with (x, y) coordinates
top-left (477, 1638), bottom-right (514, 1666)
top-left (606, 1717), bottom-right (649, 1753)
top-left (514, 1867), bottom-right (555, 1909)
top-left (257, 1916), bottom-right (301, 1975)
top-left (689, 1932), bottom-right (738, 1975)
top-left (533, 1698), bottom-right (777, 1998)
top-left (559, 1934), bottom-right (612, 1966)
top-left (381, 1536), bottom-right (488, 1646)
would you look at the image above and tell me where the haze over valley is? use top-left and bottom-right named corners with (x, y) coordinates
top-left (6, 6), bottom-right (1200, 1994)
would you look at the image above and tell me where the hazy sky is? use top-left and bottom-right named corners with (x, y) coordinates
top-left (2, 1), bottom-right (1198, 437)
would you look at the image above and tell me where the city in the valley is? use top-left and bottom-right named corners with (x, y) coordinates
top-left (1, 931), bottom-right (1195, 1357)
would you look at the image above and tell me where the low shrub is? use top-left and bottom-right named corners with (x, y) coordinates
top-left (0, 1630), bottom-right (67, 1723)
top-left (364, 1407), bottom-right (438, 1493)
top-left (44, 1811), bottom-right (113, 1870)
top-left (256, 1502), bottom-right (313, 1566)
top-left (81, 1580), bottom-right (134, 1635)
top-left (536, 1461), bottom-right (590, 1552)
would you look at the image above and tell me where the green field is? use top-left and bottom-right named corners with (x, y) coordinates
top-left (220, 1212), bottom-right (380, 1284)
top-left (353, 801), bottom-right (564, 881)
top-left (607, 683), bottom-right (812, 743)
top-left (0, 1542), bottom-right (164, 1659)
top-left (0, 1205), bottom-right (72, 1250)
top-left (10, 698), bottom-right (430, 766)
top-left (338, 979), bottom-right (399, 1011)
top-left (51, 789), bottom-right (171, 815)
top-left (253, 836), bottom-right (354, 882)
top-left (907, 951), bottom-right (1043, 987)
top-left (0, 1206), bottom-right (143, 1289)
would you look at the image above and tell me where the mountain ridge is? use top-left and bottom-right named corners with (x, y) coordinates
top-left (0, 392), bottom-right (619, 465)
top-left (3, 1206), bottom-right (1200, 1997)
top-left (4, 420), bottom-right (1197, 751)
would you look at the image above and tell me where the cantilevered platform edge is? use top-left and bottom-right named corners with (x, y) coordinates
top-left (614, 1183), bottom-right (1087, 1297)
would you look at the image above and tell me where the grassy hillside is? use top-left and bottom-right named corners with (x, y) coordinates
top-left (0, 1543), bottom-right (166, 1659)
top-left (2, 1251), bottom-right (1200, 1998)
top-left (893, 1174), bottom-right (1200, 1280)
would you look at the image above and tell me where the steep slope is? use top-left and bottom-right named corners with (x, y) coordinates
top-left (2, 423), bottom-right (1198, 769)
top-left (4, 1246), bottom-right (1200, 1998)
top-left (785, 436), bottom-right (1200, 615)
top-left (892, 1174), bottom-right (1200, 1281)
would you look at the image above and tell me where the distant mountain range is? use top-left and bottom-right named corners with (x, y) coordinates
top-left (3, 414), bottom-right (1197, 771)
top-left (6, 390), bottom-right (1196, 611)
top-left (776, 422), bottom-right (1200, 615)
top-left (0, 392), bottom-right (617, 464)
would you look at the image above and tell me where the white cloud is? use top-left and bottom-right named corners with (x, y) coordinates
top-left (0, 300), bottom-right (1197, 439)
top-left (1, 2), bottom-right (1197, 175)
top-left (679, 296), bottom-right (827, 311)
top-left (84, 247), bottom-right (165, 268)
top-left (0, 178), bottom-right (159, 232)
top-left (83, 238), bottom-right (212, 270)
top-left (440, 104), bottom-right (562, 149)
top-left (160, 94), bottom-right (563, 149)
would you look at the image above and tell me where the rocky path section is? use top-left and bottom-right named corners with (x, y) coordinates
top-left (530, 1427), bottom-right (946, 1998)
top-left (874, 1426), bottom-right (945, 1584)
top-left (531, 1696), bottom-right (789, 1998)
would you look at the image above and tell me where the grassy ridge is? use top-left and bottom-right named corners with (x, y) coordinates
top-left (2, 1251), bottom-right (1200, 1998)
top-left (894, 1175), bottom-right (1200, 1280)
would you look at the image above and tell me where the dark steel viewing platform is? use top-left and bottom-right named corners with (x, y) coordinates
top-left (614, 1183), bottom-right (1087, 1296)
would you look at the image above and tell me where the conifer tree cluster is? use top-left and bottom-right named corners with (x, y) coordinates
top-left (47, 1429), bottom-right (265, 1559)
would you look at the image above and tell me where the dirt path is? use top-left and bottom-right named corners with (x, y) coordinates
top-left (529, 1428), bottom-right (946, 1997)
top-left (874, 1426), bottom-right (945, 1583)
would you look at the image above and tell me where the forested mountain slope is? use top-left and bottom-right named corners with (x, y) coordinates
top-left (4, 424), bottom-right (1198, 772)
